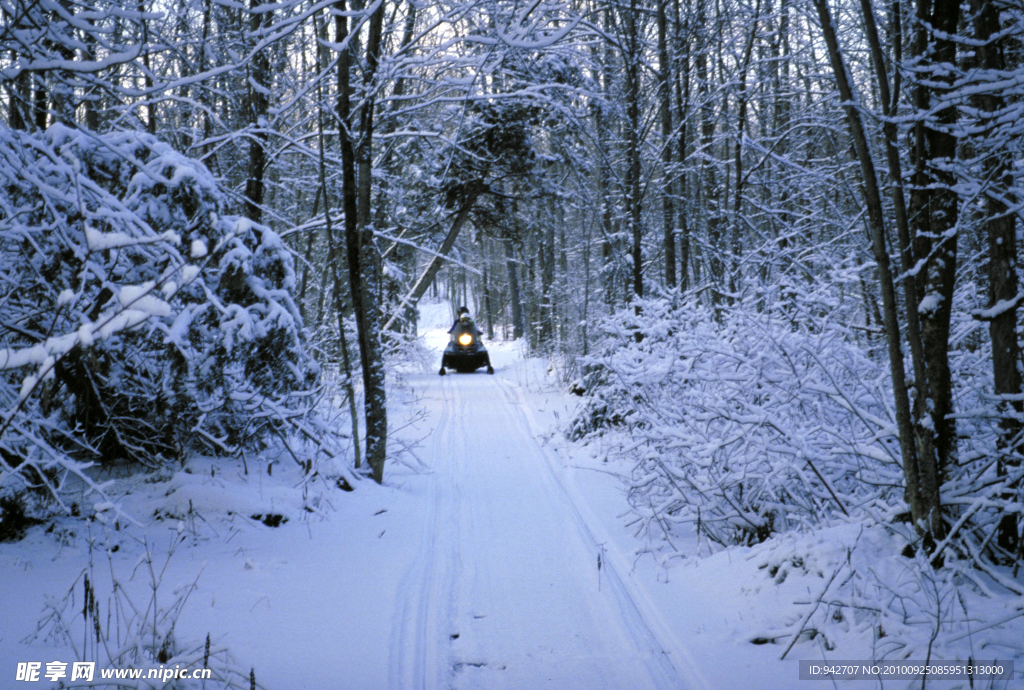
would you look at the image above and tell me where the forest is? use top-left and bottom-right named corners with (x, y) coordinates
top-left (1, 0), bottom-right (1023, 684)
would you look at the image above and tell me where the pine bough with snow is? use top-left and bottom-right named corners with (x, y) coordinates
top-left (0, 126), bottom-right (323, 524)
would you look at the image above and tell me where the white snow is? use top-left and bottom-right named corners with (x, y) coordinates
top-left (0, 302), bottom-right (1020, 690)
top-left (919, 292), bottom-right (943, 314)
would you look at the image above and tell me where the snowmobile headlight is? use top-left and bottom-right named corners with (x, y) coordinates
top-left (458, 333), bottom-right (473, 346)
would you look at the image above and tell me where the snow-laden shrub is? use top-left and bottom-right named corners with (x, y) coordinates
top-left (0, 126), bottom-right (319, 509)
top-left (570, 294), bottom-right (905, 545)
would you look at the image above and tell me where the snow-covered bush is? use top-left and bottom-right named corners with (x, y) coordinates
top-left (571, 288), bottom-right (1023, 558)
top-left (570, 294), bottom-right (905, 545)
top-left (0, 126), bottom-right (319, 511)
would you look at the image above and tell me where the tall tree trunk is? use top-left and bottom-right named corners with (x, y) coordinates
top-left (658, 0), bottom-right (677, 288)
top-left (315, 40), bottom-right (362, 470)
top-left (539, 196), bottom-right (555, 344)
top-left (595, 92), bottom-right (616, 307)
top-left (858, 0), bottom-right (942, 542)
top-left (374, 1), bottom-right (419, 337)
top-left (82, 12), bottom-right (100, 130)
top-left (244, 0), bottom-right (271, 223)
top-left (859, 0), bottom-right (924, 387)
top-left (811, 0), bottom-right (940, 542)
top-left (907, 0), bottom-right (960, 538)
top-left (625, 0), bottom-right (644, 301)
top-left (33, 71), bottom-right (47, 130)
top-left (970, 0), bottom-right (1023, 556)
top-left (342, 0), bottom-right (388, 483)
top-left (504, 235), bottom-right (524, 340)
top-left (483, 264), bottom-right (495, 340)
top-left (5, 10), bottom-right (31, 133)
top-left (672, 0), bottom-right (691, 290)
top-left (298, 186), bottom-right (322, 323)
top-left (696, 0), bottom-right (721, 305)
top-left (198, 0), bottom-right (218, 173)
top-left (49, 0), bottom-right (76, 126)
top-left (729, 0), bottom-right (761, 298)
top-left (595, 13), bottom-right (618, 308)
top-left (138, 0), bottom-right (156, 134)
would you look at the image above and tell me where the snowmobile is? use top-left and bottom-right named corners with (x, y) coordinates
top-left (439, 317), bottom-right (494, 375)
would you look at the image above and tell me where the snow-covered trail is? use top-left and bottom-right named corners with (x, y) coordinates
top-left (388, 365), bottom-right (708, 690)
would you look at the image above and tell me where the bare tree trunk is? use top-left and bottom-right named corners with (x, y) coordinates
top-left (672, 0), bottom-right (691, 291)
top-left (315, 38), bottom-right (361, 470)
top-left (594, 14), bottom-right (619, 308)
top-left (859, 0), bottom-right (925, 394)
top-left (696, 0), bottom-right (720, 304)
top-left (198, 0), bottom-right (219, 173)
top-left (483, 264), bottom-right (495, 340)
top-left (348, 0), bottom-right (388, 483)
top-left (139, 0), bottom-right (156, 134)
top-left (5, 5), bottom-right (32, 131)
top-left (729, 0), bottom-right (761, 297)
top-left (382, 183), bottom-right (483, 331)
top-left (298, 186), bottom-right (321, 323)
top-left (244, 0), bottom-right (271, 223)
top-left (539, 196), bottom-right (555, 345)
top-left (48, 0), bottom-right (76, 126)
top-left (625, 0), bottom-right (643, 301)
top-left (595, 100), bottom-right (616, 307)
top-left (906, 0), bottom-right (960, 539)
top-left (504, 235), bottom-right (524, 340)
top-left (33, 70), bottom-right (47, 130)
top-left (970, 0), bottom-right (1023, 556)
top-left (82, 12), bottom-right (100, 131)
top-left (858, 0), bottom-right (950, 547)
top-left (812, 0), bottom-right (940, 541)
top-left (658, 0), bottom-right (676, 288)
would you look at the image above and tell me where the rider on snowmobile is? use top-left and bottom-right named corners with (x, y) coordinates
top-left (448, 306), bottom-right (483, 336)
top-left (440, 306), bottom-right (493, 374)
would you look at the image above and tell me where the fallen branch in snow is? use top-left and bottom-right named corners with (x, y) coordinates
top-left (780, 563), bottom-right (847, 660)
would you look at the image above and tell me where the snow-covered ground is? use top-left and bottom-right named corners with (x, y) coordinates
top-left (1, 302), bottom-right (1016, 689)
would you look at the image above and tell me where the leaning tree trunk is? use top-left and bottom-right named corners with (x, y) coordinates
top-left (382, 182), bottom-right (483, 332)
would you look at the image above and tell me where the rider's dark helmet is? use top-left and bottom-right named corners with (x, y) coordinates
top-left (458, 306), bottom-right (469, 315)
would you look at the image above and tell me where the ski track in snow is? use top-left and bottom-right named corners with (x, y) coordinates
top-left (389, 365), bottom-right (710, 690)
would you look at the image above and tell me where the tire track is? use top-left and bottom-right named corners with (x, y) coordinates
top-left (389, 375), bottom-right (461, 690)
top-left (491, 377), bottom-right (711, 690)
top-left (392, 369), bottom-right (708, 690)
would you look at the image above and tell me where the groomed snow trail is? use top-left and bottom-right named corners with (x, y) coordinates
top-left (389, 367), bottom-right (708, 690)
